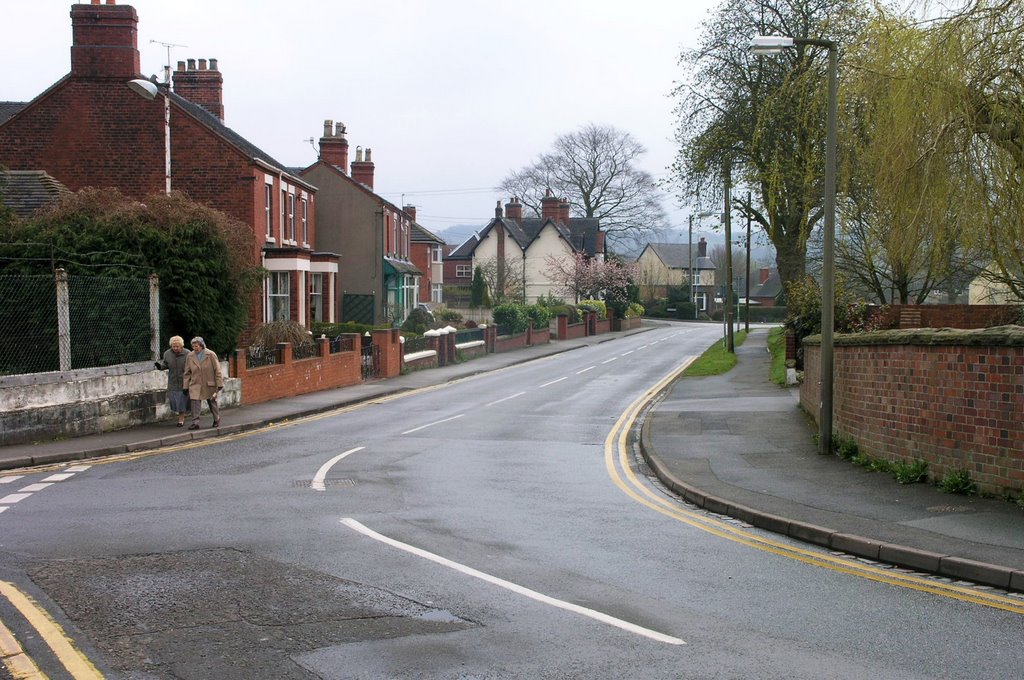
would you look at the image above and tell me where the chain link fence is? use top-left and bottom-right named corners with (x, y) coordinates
top-left (0, 270), bottom-right (157, 376)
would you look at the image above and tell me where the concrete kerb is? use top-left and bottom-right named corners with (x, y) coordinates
top-left (635, 378), bottom-right (1022, 592)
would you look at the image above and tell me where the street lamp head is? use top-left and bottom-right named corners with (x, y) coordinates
top-left (127, 78), bottom-right (159, 100)
top-left (749, 35), bottom-right (795, 54)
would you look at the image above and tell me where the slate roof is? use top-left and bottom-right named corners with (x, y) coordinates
top-left (0, 102), bottom-right (26, 125)
top-left (0, 170), bottom-right (70, 217)
top-left (638, 242), bottom-right (715, 270)
top-left (447, 233), bottom-right (479, 259)
top-left (455, 216), bottom-right (604, 259)
top-left (750, 269), bottom-right (783, 300)
top-left (410, 223), bottom-right (445, 244)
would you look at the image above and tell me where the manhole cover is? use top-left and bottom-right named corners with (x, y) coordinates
top-left (293, 479), bottom-right (355, 488)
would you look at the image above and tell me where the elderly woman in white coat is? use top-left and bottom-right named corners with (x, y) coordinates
top-left (155, 335), bottom-right (191, 426)
top-left (183, 336), bottom-right (224, 430)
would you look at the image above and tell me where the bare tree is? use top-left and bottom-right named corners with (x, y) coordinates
top-left (497, 124), bottom-right (668, 252)
top-left (475, 256), bottom-right (525, 304)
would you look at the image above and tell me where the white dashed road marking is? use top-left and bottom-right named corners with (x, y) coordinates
top-left (486, 392), bottom-right (525, 407)
top-left (18, 483), bottom-right (53, 493)
top-left (0, 476), bottom-right (23, 484)
top-left (539, 377), bottom-right (567, 387)
top-left (402, 414), bottom-right (465, 435)
top-left (0, 465), bottom-right (90, 513)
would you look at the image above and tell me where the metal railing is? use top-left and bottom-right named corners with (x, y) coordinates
top-left (456, 327), bottom-right (485, 343)
top-left (292, 341), bottom-right (319, 361)
top-left (245, 345), bottom-right (278, 370)
top-left (403, 335), bottom-right (433, 354)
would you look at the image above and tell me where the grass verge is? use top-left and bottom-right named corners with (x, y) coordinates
top-left (683, 330), bottom-right (748, 377)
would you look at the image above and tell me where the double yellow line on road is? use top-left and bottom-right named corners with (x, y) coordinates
top-left (604, 358), bottom-right (1024, 616)
top-left (0, 581), bottom-right (103, 679)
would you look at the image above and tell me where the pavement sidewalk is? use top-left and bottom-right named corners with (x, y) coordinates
top-left (3, 323), bottom-right (1022, 591)
top-left (640, 328), bottom-right (1024, 591)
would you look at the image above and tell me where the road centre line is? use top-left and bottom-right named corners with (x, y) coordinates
top-left (576, 366), bottom-right (595, 374)
top-left (621, 350), bottom-right (634, 356)
top-left (539, 377), bottom-right (567, 388)
top-left (0, 581), bottom-right (103, 679)
top-left (402, 413), bottom-right (465, 435)
top-left (601, 357), bottom-right (618, 364)
top-left (311, 447), bottom-right (366, 492)
top-left (486, 392), bottom-right (526, 407)
top-left (603, 358), bottom-right (1024, 617)
top-left (340, 518), bottom-right (685, 646)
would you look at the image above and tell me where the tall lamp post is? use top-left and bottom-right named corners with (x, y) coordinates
top-left (128, 79), bottom-right (171, 194)
top-left (750, 34), bottom-right (837, 455)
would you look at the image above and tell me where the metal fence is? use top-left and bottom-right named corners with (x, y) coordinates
top-left (455, 327), bottom-right (485, 343)
top-left (292, 341), bottom-right (319, 361)
top-left (0, 270), bottom-right (158, 376)
top-left (403, 335), bottom-right (433, 354)
top-left (245, 345), bottom-right (278, 370)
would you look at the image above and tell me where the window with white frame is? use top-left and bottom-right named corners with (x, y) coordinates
top-left (691, 269), bottom-right (701, 286)
top-left (694, 292), bottom-right (707, 312)
top-left (268, 272), bottom-right (290, 321)
top-left (280, 189), bottom-right (286, 242)
top-left (455, 264), bottom-right (471, 278)
top-left (432, 245), bottom-right (443, 263)
top-left (301, 197), bottom-right (308, 244)
top-left (264, 184), bottom-right (273, 240)
top-left (286, 193), bottom-right (295, 242)
top-left (431, 283), bottom-right (443, 303)
top-left (309, 273), bottom-right (324, 323)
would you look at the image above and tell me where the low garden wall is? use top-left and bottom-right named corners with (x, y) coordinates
top-left (231, 336), bottom-right (360, 405)
top-left (801, 326), bottom-right (1024, 495)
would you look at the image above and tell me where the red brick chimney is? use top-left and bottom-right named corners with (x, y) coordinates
top-left (403, 205), bottom-right (417, 222)
top-left (172, 58), bottom-right (224, 120)
top-left (698, 237), bottom-right (707, 257)
top-left (557, 197), bottom-right (571, 225)
top-left (351, 146), bottom-right (375, 189)
top-left (596, 230), bottom-right (606, 256)
top-left (504, 196), bottom-right (523, 222)
top-left (541, 188), bottom-right (560, 222)
top-left (70, 1), bottom-right (141, 79)
top-left (760, 267), bottom-right (771, 284)
top-left (319, 120), bottom-right (349, 172)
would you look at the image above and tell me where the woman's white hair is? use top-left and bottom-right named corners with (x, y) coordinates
top-left (190, 337), bottom-right (206, 348)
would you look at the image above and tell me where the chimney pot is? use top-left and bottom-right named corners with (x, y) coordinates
top-left (172, 56), bottom-right (225, 120)
top-left (365, 148), bottom-right (372, 162)
top-left (323, 119), bottom-right (333, 137)
top-left (198, 58), bottom-right (207, 70)
top-left (177, 60), bottom-right (185, 71)
top-left (209, 58), bottom-right (218, 70)
top-left (335, 121), bottom-right (346, 137)
top-left (187, 58), bottom-right (196, 70)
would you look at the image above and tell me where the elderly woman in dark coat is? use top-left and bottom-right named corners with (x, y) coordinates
top-left (155, 335), bottom-right (190, 426)
top-left (183, 336), bottom-right (224, 430)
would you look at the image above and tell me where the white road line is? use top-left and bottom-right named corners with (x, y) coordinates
top-left (18, 483), bottom-right (53, 493)
top-left (0, 476), bottom-right (23, 484)
top-left (0, 507), bottom-right (6, 514)
top-left (64, 465), bottom-right (91, 473)
top-left (340, 518), bottom-right (685, 646)
top-left (402, 414), bottom-right (465, 435)
top-left (0, 494), bottom-right (32, 504)
top-left (42, 473), bottom-right (75, 482)
top-left (622, 350), bottom-right (635, 356)
top-left (311, 447), bottom-right (365, 492)
top-left (539, 377), bottom-right (567, 388)
top-left (576, 366), bottom-right (595, 374)
top-left (601, 357), bottom-right (618, 364)
top-left (486, 392), bottom-right (526, 407)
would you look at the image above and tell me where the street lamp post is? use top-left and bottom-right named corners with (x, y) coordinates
top-left (128, 78), bottom-right (171, 194)
top-left (745, 190), bottom-right (751, 333)
top-left (750, 34), bottom-right (837, 455)
top-left (723, 163), bottom-right (734, 353)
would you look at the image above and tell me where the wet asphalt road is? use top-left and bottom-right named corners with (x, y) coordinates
top-left (1, 323), bottom-right (1021, 679)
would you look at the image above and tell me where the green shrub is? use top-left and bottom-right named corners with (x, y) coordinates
top-left (492, 303), bottom-right (529, 334)
top-left (578, 299), bottom-right (607, 317)
top-left (626, 302), bottom-right (645, 318)
top-left (938, 468), bottom-right (977, 495)
top-left (548, 304), bottom-right (581, 323)
top-left (526, 304), bottom-right (551, 329)
top-left (401, 306), bottom-right (434, 335)
top-left (892, 459), bottom-right (929, 485)
top-left (434, 305), bottom-right (463, 324)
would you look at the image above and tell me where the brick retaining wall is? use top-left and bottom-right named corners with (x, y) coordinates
top-left (801, 327), bottom-right (1024, 495)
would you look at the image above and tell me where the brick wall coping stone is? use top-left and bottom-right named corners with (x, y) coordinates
top-left (802, 324), bottom-right (1024, 347)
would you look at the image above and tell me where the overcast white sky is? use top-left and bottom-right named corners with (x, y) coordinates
top-left (2, 0), bottom-right (724, 246)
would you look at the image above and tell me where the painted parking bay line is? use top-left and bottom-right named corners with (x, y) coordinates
top-left (340, 518), bottom-right (684, 646)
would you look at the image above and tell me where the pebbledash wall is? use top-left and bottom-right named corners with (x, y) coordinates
top-left (801, 326), bottom-right (1024, 495)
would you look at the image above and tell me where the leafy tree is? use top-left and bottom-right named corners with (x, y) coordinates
top-left (671, 0), bottom-right (869, 290)
top-left (543, 252), bottom-right (638, 304)
top-left (0, 188), bottom-right (259, 355)
top-left (497, 123), bottom-right (667, 250)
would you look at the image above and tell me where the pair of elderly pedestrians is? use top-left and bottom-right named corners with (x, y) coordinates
top-left (156, 336), bottom-right (223, 429)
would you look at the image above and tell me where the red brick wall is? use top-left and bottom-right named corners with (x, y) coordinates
top-left (531, 327), bottom-right (550, 345)
top-left (877, 304), bottom-right (1019, 329)
top-left (231, 338), bottom-right (360, 405)
top-left (494, 332), bottom-right (528, 353)
top-left (802, 330), bottom-right (1024, 494)
top-left (595, 318), bottom-right (611, 334)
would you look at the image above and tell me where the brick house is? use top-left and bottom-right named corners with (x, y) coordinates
top-left (0, 1), bottom-right (339, 336)
top-left (407, 213), bottom-right (446, 305)
top-left (635, 240), bottom-right (717, 313)
top-left (446, 193), bottom-right (605, 303)
top-left (299, 120), bottom-right (420, 325)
